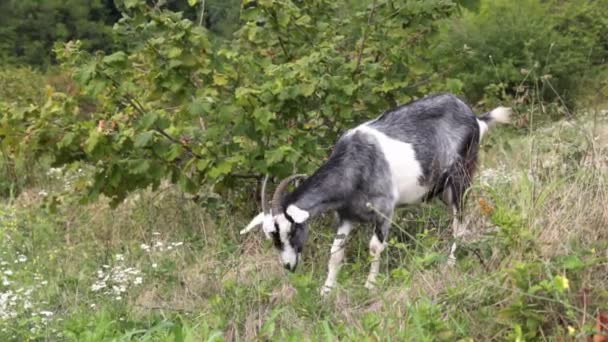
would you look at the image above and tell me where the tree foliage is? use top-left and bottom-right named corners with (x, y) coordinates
top-left (0, 0), bottom-right (121, 68)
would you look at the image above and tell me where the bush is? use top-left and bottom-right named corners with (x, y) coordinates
top-left (435, 0), bottom-right (608, 108)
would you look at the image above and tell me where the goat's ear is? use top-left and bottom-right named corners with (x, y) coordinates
top-left (240, 212), bottom-right (265, 235)
top-left (286, 205), bottom-right (310, 224)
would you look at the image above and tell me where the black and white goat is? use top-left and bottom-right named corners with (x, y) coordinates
top-left (241, 93), bottom-right (510, 295)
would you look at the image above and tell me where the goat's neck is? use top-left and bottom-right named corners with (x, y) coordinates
top-left (283, 167), bottom-right (350, 218)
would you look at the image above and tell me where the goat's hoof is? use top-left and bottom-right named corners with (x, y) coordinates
top-left (364, 280), bottom-right (376, 290)
top-left (320, 285), bottom-right (332, 297)
top-left (447, 256), bottom-right (456, 267)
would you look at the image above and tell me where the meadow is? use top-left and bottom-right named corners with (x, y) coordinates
top-left (1, 106), bottom-right (606, 340)
top-left (1, 0), bottom-right (607, 340)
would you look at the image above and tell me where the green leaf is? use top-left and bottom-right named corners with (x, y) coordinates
top-left (178, 174), bottom-right (197, 193)
top-left (167, 47), bottom-right (183, 59)
top-left (103, 51), bottom-right (127, 64)
top-left (213, 73), bottom-right (228, 86)
top-left (300, 83), bottom-right (316, 97)
top-left (134, 132), bottom-right (154, 148)
top-left (207, 160), bottom-right (233, 179)
top-left (277, 11), bottom-right (290, 28)
top-left (84, 131), bottom-right (102, 154)
top-left (130, 160), bottom-right (150, 174)
top-left (558, 255), bottom-right (585, 270)
top-left (196, 159), bottom-right (210, 171)
top-left (124, 0), bottom-right (141, 9)
top-left (139, 112), bottom-right (159, 130)
top-left (187, 0), bottom-right (199, 6)
top-left (164, 144), bottom-right (183, 162)
top-left (58, 132), bottom-right (76, 149)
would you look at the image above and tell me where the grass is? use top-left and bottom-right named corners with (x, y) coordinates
top-left (0, 109), bottom-right (607, 341)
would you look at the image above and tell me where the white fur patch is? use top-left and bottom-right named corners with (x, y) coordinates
top-left (275, 213), bottom-right (293, 250)
top-left (275, 214), bottom-right (291, 236)
top-left (489, 106), bottom-right (511, 124)
top-left (286, 205), bottom-right (309, 223)
top-left (240, 211), bottom-right (264, 235)
top-left (322, 221), bottom-right (353, 293)
top-left (477, 119), bottom-right (489, 142)
top-left (240, 212), bottom-right (277, 239)
top-left (369, 234), bottom-right (386, 255)
top-left (262, 213), bottom-right (275, 236)
top-left (355, 125), bottom-right (428, 204)
top-left (280, 245), bottom-right (297, 268)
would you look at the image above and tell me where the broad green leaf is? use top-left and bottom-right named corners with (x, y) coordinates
top-left (58, 132), bottom-right (76, 149)
top-left (178, 174), bottom-right (197, 193)
top-left (134, 131), bottom-right (154, 148)
top-left (207, 160), bottom-right (233, 179)
top-left (130, 160), bottom-right (150, 174)
top-left (558, 255), bottom-right (585, 270)
top-left (212, 73), bottom-right (228, 86)
top-left (103, 51), bottom-right (127, 64)
top-left (84, 131), bottom-right (102, 154)
top-left (167, 47), bottom-right (183, 58)
top-left (139, 112), bottom-right (159, 130)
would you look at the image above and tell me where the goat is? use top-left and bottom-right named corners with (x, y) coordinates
top-left (241, 93), bottom-right (511, 295)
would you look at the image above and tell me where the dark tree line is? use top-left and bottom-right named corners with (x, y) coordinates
top-left (0, 0), bottom-right (240, 68)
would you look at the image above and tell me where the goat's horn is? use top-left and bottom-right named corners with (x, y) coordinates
top-left (261, 174), bottom-right (270, 214)
top-left (271, 174), bottom-right (306, 214)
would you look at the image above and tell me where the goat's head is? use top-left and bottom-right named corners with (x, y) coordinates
top-left (240, 174), bottom-right (309, 272)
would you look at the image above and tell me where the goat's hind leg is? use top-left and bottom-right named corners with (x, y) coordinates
top-left (321, 219), bottom-right (353, 296)
top-left (443, 177), bottom-right (471, 266)
top-left (364, 215), bottom-right (391, 290)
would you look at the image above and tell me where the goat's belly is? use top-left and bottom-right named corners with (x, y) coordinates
top-left (393, 176), bottom-right (428, 204)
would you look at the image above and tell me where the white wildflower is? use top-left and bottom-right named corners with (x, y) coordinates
top-left (91, 282), bottom-right (106, 292)
top-left (172, 242), bottom-right (184, 247)
top-left (134, 277), bottom-right (143, 285)
top-left (152, 232), bottom-right (161, 236)
top-left (140, 243), bottom-right (150, 251)
top-left (115, 254), bottom-right (124, 261)
top-left (4, 270), bottom-right (13, 276)
top-left (40, 310), bottom-right (53, 317)
top-left (115, 296), bottom-right (122, 301)
top-left (40, 280), bottom-right (48, 285)
top-left (152, 263), bottom-right (158, 269)
top-left (38, 190), bottom-right (48, 197)
top-left (17, 255), bottom-right (27, 263)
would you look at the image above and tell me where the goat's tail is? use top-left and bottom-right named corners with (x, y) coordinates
top-left (477, 106), bottom-right (512, 141)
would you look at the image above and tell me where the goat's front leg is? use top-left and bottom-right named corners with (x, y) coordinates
top-left (320, 220), bottom-right (353, 296)
top-left (365, 218), bottom-right (390, 290)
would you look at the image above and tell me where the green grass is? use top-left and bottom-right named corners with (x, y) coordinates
top-left (0, 111), bottom-right (607, 341)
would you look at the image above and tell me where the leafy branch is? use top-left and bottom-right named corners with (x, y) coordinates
top-left (353, 0), bottom-right (377, 77)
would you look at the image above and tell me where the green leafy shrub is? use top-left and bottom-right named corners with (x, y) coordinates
top-left (2, 0), bottom-right (459, 205)
top-left (435, 0), bottom-right (608, 107)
